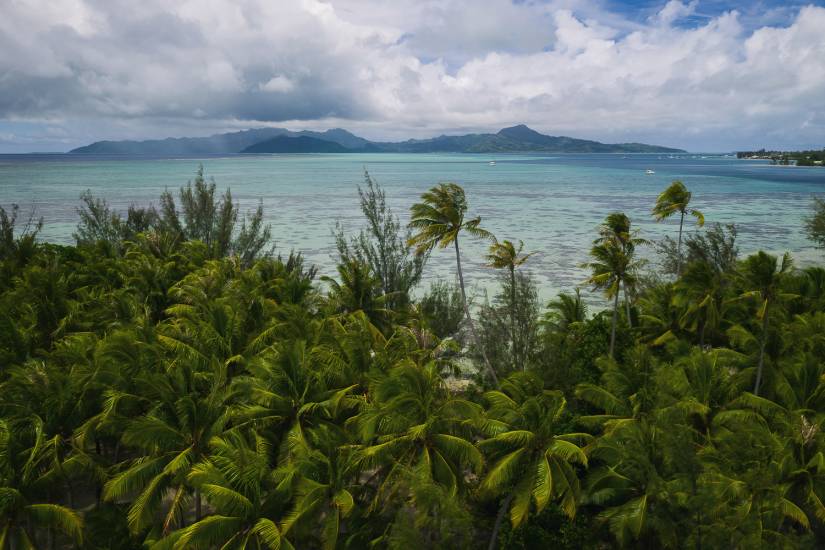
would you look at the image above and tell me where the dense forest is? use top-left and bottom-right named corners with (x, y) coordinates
top-left (2, 168), bottom-right (825, 549)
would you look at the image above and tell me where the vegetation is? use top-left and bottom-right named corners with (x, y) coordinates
top-left (1, 170), bottom-right (825, 549)
top-left (806, 196), bottom-right (825, 250)
top-left (652, 180), bottom-right (704, 275)
top-left (737, 148), bottom-right (825, 166)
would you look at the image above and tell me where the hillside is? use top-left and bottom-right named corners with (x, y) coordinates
top-left (241, 135), bottom-right (352, 154)
top-left (70, 124), bottom-right (685, 155)
top-left (70, 128), bottom-right (369, 155)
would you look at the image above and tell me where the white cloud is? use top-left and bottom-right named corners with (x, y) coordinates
top-left (260, 76), bottom-right (296, 93)
top-left (652, 0), bottom-right (698, 26)
top-left (0, 0), bottom-right (824, 151)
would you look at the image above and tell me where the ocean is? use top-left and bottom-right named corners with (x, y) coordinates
top-left (1, 152), bottom-right (823, 302)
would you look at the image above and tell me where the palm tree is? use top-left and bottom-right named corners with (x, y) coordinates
top-left (485, 239), bottom-right (536, 371)
top-left (543, 289), bottom-right (587, 334)
top-left (584, 213), bottom-right (645, 358)
top-left (736, 251), bottom-right (795, 396)
top-left (231, 339), bottom-right (360, 444)
top-left (594, 212), bottom-right (647, 327)
top-left (0, 418), bottom-right (84, 548)
top-left (408, 183), bottom-right (498, 385)
top-left (103, 363), bottom-right (232, 534)
top-left (355, 360), bottom-right (483, 497)
top-left (585, 417), bottom-right (689, 548)
top-left (673, 259), bottom-right (729, 347)
top-left (277, 424), bottom-right (357, 550)
top-left (574, 345), bottom-right (660, 430)
top-left (703, 407), bottom-right (814, 547)
top-left (322, 258), bottom-right (391, 332)
top-left (652, 180), bottom-right (705, 275)
top-left (154, 431), bottom-right (292, 549)
top-left (478, 373), bottom-right (590, 550)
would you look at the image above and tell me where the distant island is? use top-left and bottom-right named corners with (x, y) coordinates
top-left (70, 124), bottom-right (685, 155)
top-left (736, 148), bottom-right (825, 166)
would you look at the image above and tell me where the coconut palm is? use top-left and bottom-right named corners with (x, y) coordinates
top-left (584, 214), bottom-right (646, 357)
top-left (652, 180), bottom-right (705, 275)
top-left (153, 431), bottom-right (292, 550)
top-left (277, 424), bottom-right (357, 550)
top-left (703, 409), bottom-right (813, 548)
top-left (102, 362), bottom-right (232, 535)
top-left (322, 258), bottom-right (391, 332)
top-left (485, 239), bottom-right (536, 370)
top-left (594, 212), bottom-right (647, 327)
top-left (230, 339), bottom-right (360, 445)
top-left (408, 183), bottom-right (498, 385)
top-left (0, 418), bottom-right (84, 549)
top-left (478, 373), bottom-right (590, 550)
top-left (674, 258), bottom-right (729, 347)
top-left (543, 289), bottom-right (587, 334)
top-left (574, 345), bottom-right (660, 430)
top-left (355, 360), bottom-right (483, 498)
top-left (736, 251), bottom-right (796, 396)
top-left (585, 417), bottom-right (690, 548)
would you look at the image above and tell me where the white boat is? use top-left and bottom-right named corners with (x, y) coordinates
top-left (645, 169), bottom-right (655, 175)
top-left (489, 161), bottom-right (496, 166)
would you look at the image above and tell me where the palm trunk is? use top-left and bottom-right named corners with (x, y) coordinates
top-left (487, 494), bottom-right (514, 550)
top-left (677, 211), bottom-right (685, 276)
top-left (624, 282), bottom-right (632, 328)
top-left (609, 288), bottom-right (619, 358)
top-left (753, 304), bottom-right (770, 396)
top-left (195, 487), bottom-right (202, 522)
top-left (510, 266), bottom-right (518, 371)
top-left (454, 237), bottom-right (499, 387)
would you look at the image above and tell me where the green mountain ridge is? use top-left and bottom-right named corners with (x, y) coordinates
top-left (241, 135), bottom-right (352, 154)
top-left (70, 124), bottom-right (685, 155)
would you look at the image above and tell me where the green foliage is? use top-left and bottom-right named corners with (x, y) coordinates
top-left (806, 196), bottom-right (825, 250)
top-left (75, 166), bottom-right (273, 265)
top-left (496, 503), bottom-right (604, 549)
top-left (335, 171), bottom-right (427, 310)
top-left (2, 175), bottom-right (825, 550)
top-left (419, 280), bottom-right (464, 339)
top-left (408, 182), bottom-right (498, 385)
top-left (476, 271), bottom-right (540, 374)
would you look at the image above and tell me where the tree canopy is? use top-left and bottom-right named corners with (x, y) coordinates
top-left (0, 172), bottom-right (824, 549)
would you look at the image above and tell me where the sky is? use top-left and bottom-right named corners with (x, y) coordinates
top-left (1, 0), bottom-right (824, 153)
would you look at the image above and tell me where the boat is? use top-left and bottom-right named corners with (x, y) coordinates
top-left (645, 169), bottom-right (655, 175)
top-left (489, 161), bottom-right (496, 166)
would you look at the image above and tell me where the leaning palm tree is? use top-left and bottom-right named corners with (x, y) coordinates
top-left (408, 183), bottom-right (498, 385)
top-left (651, 180), bottom-right (705, 275)
top-left (583, 214), bottom-right (645, 358)
top-left (735, 251), bottom-right (796, 396)
top-left (485, 239), bottom-right (536, 371)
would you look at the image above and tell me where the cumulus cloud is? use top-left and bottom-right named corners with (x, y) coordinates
top-left (0, 0), bottom-right (824, 151)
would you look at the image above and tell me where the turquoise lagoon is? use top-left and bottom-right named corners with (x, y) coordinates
top-left (1, 152), bottom-right (823, 301)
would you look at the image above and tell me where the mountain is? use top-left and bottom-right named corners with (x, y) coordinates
top-left (69, 128), bottom-right (370, 155)
top-left (373, 125), bottom-right (683, 153)
top-left (241, 135), bottom-right (351, 154)
top-left (70, 124), bottom-right (684, 155)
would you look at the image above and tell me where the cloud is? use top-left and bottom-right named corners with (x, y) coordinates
top-left (0, 0), bottom-right (824, 152)
top-left (652, 0), bottom-right (699, 26)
